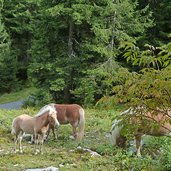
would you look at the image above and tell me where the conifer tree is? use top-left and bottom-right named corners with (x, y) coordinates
top-left (2, 0), bottom-right (38, 84)
top-left (0, 2), bottom-right (17, 92)
top-left (28, 0), bottom-right (153, 105)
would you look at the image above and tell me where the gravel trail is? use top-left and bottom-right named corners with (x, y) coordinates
top-left (0, 100), bottom-right (24, 109)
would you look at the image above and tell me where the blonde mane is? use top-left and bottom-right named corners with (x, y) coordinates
top-left (35, 104), bottom-right (56, 117)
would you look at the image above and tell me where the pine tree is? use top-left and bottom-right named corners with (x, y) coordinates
top-left (138, 0), bottom-right (171, 46)
top-left (2, 0), bottom-right (39, 84)
top-left (28, 0), bottom-right (153, 105)
top-left (0, 2), bottom-right (17, 92)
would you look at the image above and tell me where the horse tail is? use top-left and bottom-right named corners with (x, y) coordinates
top-left (11, 119), bottom-right (16, 135)
top-left (109, 119), bottom-right (122, 145)
top-left (77, 107), bottom-right (85, 141)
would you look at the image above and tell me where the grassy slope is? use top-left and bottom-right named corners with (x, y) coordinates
top-left (0, 87), bottom-right (37, 104)
top-left (0, 107), bottom-right (167, 171)
top-left (0, 89), bottom-right (170, 170)
top-left (0, 108), bottom-right (114, 171)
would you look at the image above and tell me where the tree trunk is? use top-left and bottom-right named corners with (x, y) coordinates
top-left (63, 19), bottom-right (74, 103)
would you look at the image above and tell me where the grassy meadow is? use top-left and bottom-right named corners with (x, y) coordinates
top-left (0, 91), bottom-right (171, 170)
top-left (0, 108), bottom-right (171, 171)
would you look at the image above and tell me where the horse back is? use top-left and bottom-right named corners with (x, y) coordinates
top-left (13, 114), bottom-right (31, 124)
top-left (12, 114), bottom-right (34, 133)
top-left (55, 104), bottom-right (82, 124)
top-left (132, 110), bottom-right (171, 135)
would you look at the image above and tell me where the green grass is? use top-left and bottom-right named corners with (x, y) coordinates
top-left (0, 107), bottom-right (169, 171)
top-left (0, 87), bottom-right (37, 104)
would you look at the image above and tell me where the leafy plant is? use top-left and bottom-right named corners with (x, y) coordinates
top-left (121, 41), bottom-right (171, 69)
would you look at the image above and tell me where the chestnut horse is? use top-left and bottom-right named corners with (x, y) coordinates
top-left (109, 107), bottom-right (171, 156)
top-left (39, 104), bottom-right (85, 141)
top-left (11, 105), bottom-right (59, 155)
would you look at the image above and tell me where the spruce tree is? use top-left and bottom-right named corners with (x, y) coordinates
top-left (28, 0), bottom-right (153, 105)
top-left (0, 3), bottom-right (17, 92)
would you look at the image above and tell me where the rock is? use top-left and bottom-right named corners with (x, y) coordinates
top-left (59, 164), bottom-right (64, 167)
top-left (25, 166), bottom-right (59, 171)
top-left (76, 146), bottom-right (101, 157)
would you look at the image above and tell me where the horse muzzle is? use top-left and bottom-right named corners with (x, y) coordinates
top-left (55, 120), bottom-right (60, 127)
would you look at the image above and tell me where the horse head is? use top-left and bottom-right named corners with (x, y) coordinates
top-left (48, 107), bottom-right (60, 128)
top-left (116, 135), bottom-right (127, 148)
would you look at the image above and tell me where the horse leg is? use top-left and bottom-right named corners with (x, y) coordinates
top-left (18, 131), bottom-right (24, 153)
top-left (68, 125), bottom-right (76, 140)
top-left (14, 134), bottom-right (19, 153)
top-left (39, 134), bottom-right (44, 155)
top-left (46, 127), bottom-right (51, 141)
top-left (52, 126), bottom-right (58, 140)
top-left (13, 130), bottom-right (21, 153)
top-left (46, 126), bottom-right (57, 140)
top-left (72, 123), bottom-right (82, 141)
top-left (135, 134), bottom-right (142, 157)
top-left (34, 134), bottom-right (39, 155)
top-left (72, 126), bottom-right (77, 139)
top-left (31, 134), bottom-right (35, 144)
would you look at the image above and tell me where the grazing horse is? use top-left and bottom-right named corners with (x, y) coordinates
top-left (109, 107), bottom-right (171, 156)
top-left (40, 104), bottom-right (85, 141)
top-left (11, 105), bottom-right (60, 155)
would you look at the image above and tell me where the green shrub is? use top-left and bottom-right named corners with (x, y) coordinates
top-left (23, 89), bottom-right (55, 107)
top-left (158, 142), bottom-right (171, 170)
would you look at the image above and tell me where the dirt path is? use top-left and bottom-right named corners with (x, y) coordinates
top-left (0, 100), bottom-right (24, 109)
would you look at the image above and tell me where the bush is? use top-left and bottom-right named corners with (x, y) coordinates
top-left (23, 89), bottom-right (55, 107)
top-left (158, 142), bottom-right (171, 170)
